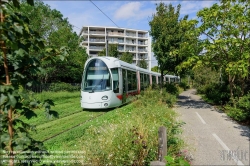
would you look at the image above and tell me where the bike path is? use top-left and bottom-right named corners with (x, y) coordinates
top-left (174, 89), bottom-right (250, 166)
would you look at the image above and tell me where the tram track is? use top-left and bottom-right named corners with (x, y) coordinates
top-left (42, 112), bottom-right (107, 142)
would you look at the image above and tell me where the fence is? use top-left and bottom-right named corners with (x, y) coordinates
top-left (24, 83), bottom-right (81, 93)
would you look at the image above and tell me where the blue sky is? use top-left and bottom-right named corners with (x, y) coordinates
top-left (44, 0), bottom-right (217, 67)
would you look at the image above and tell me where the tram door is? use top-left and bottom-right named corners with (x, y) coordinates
top-left (122, 69), bottom-right (127, 104)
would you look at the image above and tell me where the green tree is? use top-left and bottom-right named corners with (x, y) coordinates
top-left (137, 58), bottom-right (148, 69)
top-left (151, 66), bottom-right (159, 72)
top-left (19, 0), bottom-right (87, 83)
top-left (120, 51), bottom-right (133, 63)
top-left (175, 19), bottom-right (201, 77)
top-left (0, 1), bottom-right (68, 165)
top-left (181, 0), bottom-right (250, 100)
top-left (98, 44), bottom-right (119, 58)
top-left (149, 3), bottom-right (188, 88)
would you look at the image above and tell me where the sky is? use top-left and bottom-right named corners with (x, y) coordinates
top-left (44, 0), bottom-right (218, 67)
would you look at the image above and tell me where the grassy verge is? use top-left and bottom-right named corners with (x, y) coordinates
top-left (20, 91), bottom-right (82, 126)
top-left (31, 111), bottom-right (104, 141)
top-left (41, 88), bottom-right (188, 165)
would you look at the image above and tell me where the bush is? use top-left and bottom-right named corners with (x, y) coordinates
top-left (164, 83), bottom-right (179, 97)
top-left (179, 82), bottom-right (189, 91)
top-left (226, 93), bottom-right (250, 122)
top-left (197, 83), bottom-right (230, 105)
top-left (48, 82), bottom-right (80, 92)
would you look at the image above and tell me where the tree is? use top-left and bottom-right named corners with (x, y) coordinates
top-left (151, 66), bottom-right (159, 72)
top-left (149, 3), bottom-right (188, 88)
top-left (19, 0), bottom-right (88, 83)
top-left (137, 58), bottom-right (148, 69)
top-left (181, 0), bottom-right (250, 100)
top-left (0, 1), bottom-right (68, 165)
top-left (98, 44), bottom-right (119, 58)
top-left (120, 51), bottom-right (133, 63)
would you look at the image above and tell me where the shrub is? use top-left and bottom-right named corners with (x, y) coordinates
top-left (197, 83), bottom-right (230, 105)
top-left (179, 79), bottom-right (190, 91)
top-left (164, 83), bottom-right (179, 96)
top-left (226, 93), bottom-right (250, 122)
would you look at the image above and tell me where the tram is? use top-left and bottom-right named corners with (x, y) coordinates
top-left (80, 57), bottom-right (179, 109)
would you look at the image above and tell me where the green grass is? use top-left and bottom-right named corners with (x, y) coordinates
top-left (18, 88), bottom-right (188, 165)
top-left (41, 88), bottom-right (186, 165)
top-left (20, 91), bottom-right (82, 126)
top-left (31, 111), bottom-right (104, 141)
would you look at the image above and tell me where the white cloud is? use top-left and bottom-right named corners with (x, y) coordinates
top-left (180, 1), bottom-right (217, 16)
top-left (114, 2), bottom-right (141, 20)
top-left (114, 2), bottom-right (153, 21)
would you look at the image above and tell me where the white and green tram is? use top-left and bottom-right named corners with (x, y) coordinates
top-left (80, 57), bottom-right (179, 109)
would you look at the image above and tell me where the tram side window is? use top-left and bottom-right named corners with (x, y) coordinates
top-left (158, 76), bottom-right (161, 84)
top-left (144, 74), bottom-right (149, 87)
top-left (127, 70), bottom-right (137, 91)
top-left (140, 73), bottom-right (144, 90)
top-left (152, 76), bottom-right (157, 84)
top-left (111, 68), bottom-right (119, 93)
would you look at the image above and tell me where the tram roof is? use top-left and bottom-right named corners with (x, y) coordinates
top-left (85, 56), bottom-right (176, 77)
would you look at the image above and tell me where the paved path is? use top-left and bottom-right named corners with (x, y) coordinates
top-left (175, 89), bottom-right (250, 166)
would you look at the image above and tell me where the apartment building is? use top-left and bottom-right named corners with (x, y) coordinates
top-left (79, 26), bottom-right (151, 70)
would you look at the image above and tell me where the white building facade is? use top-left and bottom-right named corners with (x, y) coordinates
top-left (80, 26), bottom-right (151, 70)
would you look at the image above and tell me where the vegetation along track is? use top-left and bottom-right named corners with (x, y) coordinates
top-left (41, 111), bottom-right (107, 142)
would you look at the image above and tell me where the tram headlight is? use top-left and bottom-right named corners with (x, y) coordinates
top-left (101, 95), bottom-right (108, 100)
top-left (104, 103), bottom-right (108, 107)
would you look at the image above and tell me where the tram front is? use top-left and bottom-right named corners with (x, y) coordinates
top-left (81, 58), bottom-right (121, 109)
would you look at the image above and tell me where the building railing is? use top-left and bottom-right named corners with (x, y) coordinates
top-left (89, 31), bottom-right (105, 35)
top-left (82, 31), bottom-right (88, 34)
top-left (138, 49), bottom-right (147, 52)
top-left (89, 54), bottom-right (98, 57)
top-left (126, 33), bottom-right (136, 37)
top-left (138, 42), bottom-right (146, 45)
top-left (126, 41), bottom-right (136, 44)
top-left (108, 32), bottom-right (124, 36)
top-left (109, 41), bottom-right (124, 44)
top-left (89, 39), bottom-right (105, 42)
top-left (125, 49), bottom-right (136, 52)
top-left (138, 34), bottom-right (147, 38)
top-left (89, 46), bottom-right (105, 50)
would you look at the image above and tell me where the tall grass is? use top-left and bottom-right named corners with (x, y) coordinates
top-left (77, 88), bottom-right (184, 165)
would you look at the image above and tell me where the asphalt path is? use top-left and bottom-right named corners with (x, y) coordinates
top-left (175, 89), bottom-right (250, 166)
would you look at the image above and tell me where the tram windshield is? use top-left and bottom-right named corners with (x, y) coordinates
top-left (82, 59), bottom-right (111, 92)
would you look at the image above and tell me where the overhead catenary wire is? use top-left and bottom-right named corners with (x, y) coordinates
top-left (89, 0), bottom-right (119, 28)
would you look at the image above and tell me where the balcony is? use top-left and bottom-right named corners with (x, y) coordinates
top-left (89, 54), bottom-right (99, 57)
top-left (89, 38), bottom-right (105, 42)
top-left (126, 33), bottom-right (136, 37)
top-left (138, 56), bottom-right (148, 60)
top-left (109, 40), bottom-right (124, 44)
top-left (138, 49), bottom-right (147, 53)
top-left (82, 31), bottom-right (88, 34)
top-left (125, 49), bottom-right (136, 52)
top-left (89, 46), bottom-right (105, 50)
top-left (118, 48), bottom-right (125, 52)
top-left (108, 32), bottom-right (124, 36)
top-left (126, 41), bottom-right (136, 45)
top-left (89, 31), bottom-right (105, 35)
top-left (138, 42), bottom-right (146, 45)
top-left (138, 34), bottom-right (147, 38)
